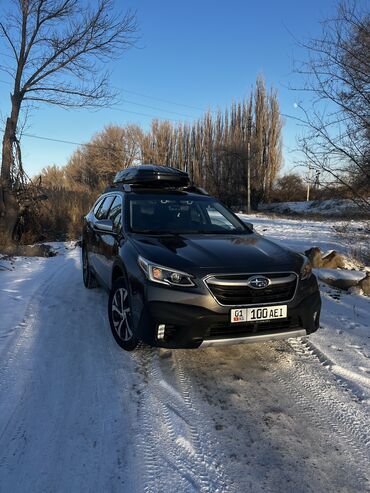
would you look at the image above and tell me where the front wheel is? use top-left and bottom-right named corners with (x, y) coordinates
top-left (108, 278), bottom-right (140, 351)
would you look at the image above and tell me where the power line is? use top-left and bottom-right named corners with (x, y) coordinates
top-left (0, 79), bottom-right (304, 150)
top-left (107, 106), bottom-right (181, 122)
top-left (0, 112), bottom-right (302, 153)
top-left (0, 79), bottom-right (197, 121)
top-left (114, 87), bottom-right (207, 112)
top-left (22, 132), bottom-right (104, 147)
top-left (0, 80), bottom-right (305, 124)
top-left (280, 112), bottom-right (305, 123)
top-left (0, 49), bottom-right (207, 111)
top-left (1, 49), bottom-right (208, 111)
top-left (0, 114), bottom-right (303, 156)
top-left (0, 81), bottom-right (182, 122)
top-left (118, 99), bottom-right (195, 118)
top-left (0, 129), bottom-right (119, 151)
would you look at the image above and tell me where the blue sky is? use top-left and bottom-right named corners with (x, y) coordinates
top-left (0, 0), bottom-right (341, 177)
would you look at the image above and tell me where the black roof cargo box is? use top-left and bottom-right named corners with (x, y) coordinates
top-left (114, 165), bottom-right (189, 188)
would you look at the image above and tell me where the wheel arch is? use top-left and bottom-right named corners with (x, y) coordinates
top-left (111, 259), bottom-right (127, 286)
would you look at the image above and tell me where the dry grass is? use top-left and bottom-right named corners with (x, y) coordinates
top-left (22, 189), bottom-right (95, 243)
top-left (331, 221), bottom-right (370, 267)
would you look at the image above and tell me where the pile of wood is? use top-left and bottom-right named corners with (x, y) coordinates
top-left (304, 247), bottom-right (347, 269)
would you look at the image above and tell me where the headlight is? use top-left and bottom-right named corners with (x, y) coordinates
top-left (138, 256), bottom-right (195, 287)
top-left (300, 256), bottom-right (313, 280)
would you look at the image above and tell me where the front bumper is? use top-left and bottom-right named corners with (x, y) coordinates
top-left (199, 329), bottom-right (307, 348)
top-left (135, 276), bottom-right (321, 349)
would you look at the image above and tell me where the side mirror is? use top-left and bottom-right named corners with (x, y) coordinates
top-left (95, 219), bottom-right (114, 233)
top-left (244, 221), bottom-right (254, 231)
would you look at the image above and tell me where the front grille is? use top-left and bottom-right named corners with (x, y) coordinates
top-left (207, 317), bottom-right (301, 339)
top-left (205, 272), bottom-right (297, 306)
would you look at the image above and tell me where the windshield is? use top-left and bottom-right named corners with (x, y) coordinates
top-left (128, 194), bottom-right (250, 234)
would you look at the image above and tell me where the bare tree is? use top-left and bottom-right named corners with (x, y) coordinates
top-left (40, 164), bottom-right (67, 191)
top-left (271, 173), bottom-right (306, 202)
top-left (38, 76), bottom-right (282, 213)
top-left (135, 76), bottom-right (283, 207)
top-left (0, 0), bottom-right (137, 247)
top-left (293, 0), bottom-right (370, 212)
top-left (65, 124), bottom-right (142, 190)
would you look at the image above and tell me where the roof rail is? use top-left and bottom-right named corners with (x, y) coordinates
top-left (104, 183), bottom-right (132, 192)
top-left (184, 185), bottom-right (208, 195)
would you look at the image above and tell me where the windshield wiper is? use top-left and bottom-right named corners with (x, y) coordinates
top-left (133, 229), bottom-right (185, 235)
top-left (133, 229), bottom-right (246, 235)
top-left (132, 229), bottom-right (167, 234)
top-left (189, 229), bottom-right (243, 234)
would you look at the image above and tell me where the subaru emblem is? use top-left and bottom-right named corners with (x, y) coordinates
top-left (247, 275), bottom-right (270, 289)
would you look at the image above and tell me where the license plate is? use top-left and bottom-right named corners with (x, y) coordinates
top-left (231, 305), bottom-right (287, 323)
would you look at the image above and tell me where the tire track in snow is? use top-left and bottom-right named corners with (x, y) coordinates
top-left (0, 258), bottom-right (62, 362)
top-left (288, 337), bottom-right (370, 449)
top-left (289, 337), bottom-right (370, 403)
top-left (172, 351), bottom-right (233, 486)
top-left (266, 341), bottom-right (370, 485)
top-left (0, 261), bottom-right (82, 493)
top-left (133, 348), bottom-right (233, 493)
top-left (0, 261), bottom-right (64, 449)
top-left (0, 251), bottom-right (139, 493)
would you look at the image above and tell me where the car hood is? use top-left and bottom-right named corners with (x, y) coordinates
top-left (129, 233), bottom-right (303, 275)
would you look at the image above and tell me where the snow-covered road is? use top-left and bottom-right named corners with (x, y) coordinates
top-left (0, 225), bottom-right (369, 492)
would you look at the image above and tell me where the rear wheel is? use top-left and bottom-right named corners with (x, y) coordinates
top-left (82, 247), bottom-right (99, 289)
top-left (108, 277), bottom-right (140, 351)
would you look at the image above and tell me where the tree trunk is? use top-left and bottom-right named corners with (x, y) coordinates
top-left (0, 99), bottom-right (22, 248)
top-left (0, 188), bottom-right (19, 248)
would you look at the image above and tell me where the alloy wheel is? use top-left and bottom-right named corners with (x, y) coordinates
top-left (111, 287), bottom-right (132, 341)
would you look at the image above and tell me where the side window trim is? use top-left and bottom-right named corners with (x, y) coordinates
top-left (107, 194), bottom-right (123, 232)
top-left (93, 197), bottom-right (105, 217)
top-left (107, 195), bottom-right (122, 215)
top-left (95, 198), bottom-right (107, 220)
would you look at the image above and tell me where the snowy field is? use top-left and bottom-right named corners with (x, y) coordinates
top-left (258, 198), bottom-right (370, 217)
top-left (0, 216), bottom-right (369, 493)
top-left (242, 214), bottom-right (370, 404)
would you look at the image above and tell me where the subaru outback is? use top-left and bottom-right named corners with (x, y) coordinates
top-left (82, 165), bottom-right (321, 351)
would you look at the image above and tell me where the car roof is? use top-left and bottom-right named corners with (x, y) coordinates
top-left (99, 189), bottom-right (211, 200)
top-left (102, 181), bottom-right (209, 196)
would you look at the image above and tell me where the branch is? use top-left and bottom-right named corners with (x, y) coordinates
top-left (0, 22), bottom-right (19, 63)
top-left (0, 0), bottom-right (136, 110)
top-left (23, 3), bottom-right (136, 93)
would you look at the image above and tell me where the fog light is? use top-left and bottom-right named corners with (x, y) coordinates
top-left (157, 324), bottom-right (166, 340)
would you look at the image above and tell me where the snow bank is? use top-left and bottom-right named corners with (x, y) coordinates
top-left (259, 198), bottom-right (369, 217)
top-left (315, 268), bottom-right (366, 291)
top-left (316, 269), bottom-right (366, 282)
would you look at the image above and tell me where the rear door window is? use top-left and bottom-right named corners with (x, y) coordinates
top-left (95, 195), bottom-right (114, 220)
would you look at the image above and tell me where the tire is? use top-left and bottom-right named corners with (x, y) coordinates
top-left (108, 277), bottom-right (140, 351)
top-left (82, 247), bottom-right (99, 289)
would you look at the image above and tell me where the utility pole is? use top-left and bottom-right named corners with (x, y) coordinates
top-left (306, 162), bottom-right (311, 201)
top-left (247, 141), bottom-right (251, 213)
